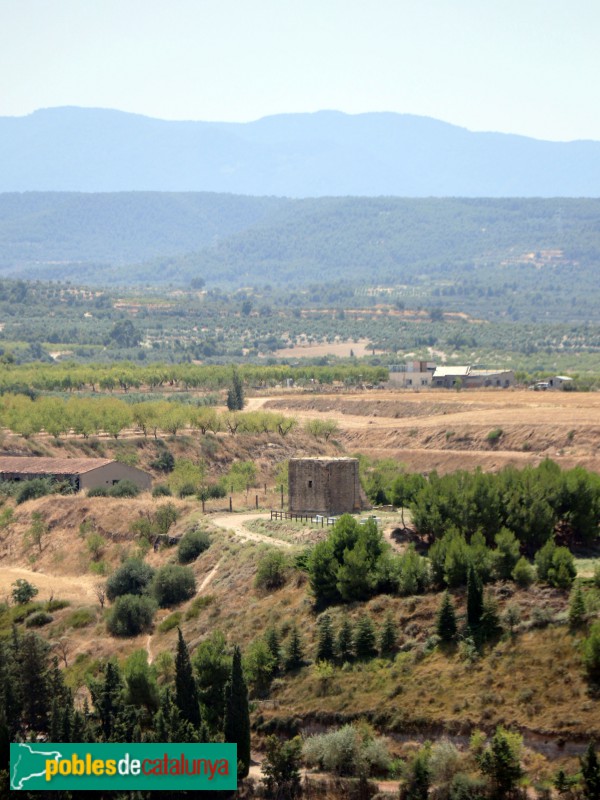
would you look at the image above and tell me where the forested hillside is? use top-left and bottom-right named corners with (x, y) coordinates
top-left (2, 196), bottom-right (600, 316)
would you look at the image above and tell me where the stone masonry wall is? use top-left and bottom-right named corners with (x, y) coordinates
top-left (288, 458), bottom-right (366, 514)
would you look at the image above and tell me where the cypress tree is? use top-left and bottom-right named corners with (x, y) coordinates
top-left (316, 614), bottom-right (335, 662)
top-left (354, 615), bottom-right (377, 659)
top-left (19, 633), bottom-right (51, 732)
top-left (95, 661), bottom-right (123, 741)
top-left (224, 645), bottom-right (251, 778)
top-left (337, 616), bottom-right (354, 662)
top-left (285, 624), bottom-right (305, 671)
top-left (379, 613), bottom-right (398, 656)
top-left (226, 368), bottom-right (245, 411)
top-left (467, 563), bottom-right (484, 631)
top-left (436, 591), bottom-right (458, 642)
top-left (49, 697), bottom-right (62, 742)
top-left (175, 628), bottom-right (202, 730)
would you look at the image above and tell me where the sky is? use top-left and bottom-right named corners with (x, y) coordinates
top-left (1, 0), bottom-right (599, 142)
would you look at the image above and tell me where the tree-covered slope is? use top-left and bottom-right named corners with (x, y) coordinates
top-left (0, 192), bottom-right (287, 265)
top-left (2, 194), bottom-right (600, 293)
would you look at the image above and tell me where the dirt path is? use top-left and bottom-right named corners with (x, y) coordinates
top-left (198, 558), bottom-right (222, 591)
top-left (0, 565), bottom-right (98, 603)
top-left (210, 512), bottom-right (293, 549)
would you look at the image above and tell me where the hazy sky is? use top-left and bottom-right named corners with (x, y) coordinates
top-left (1, 0), bottom-right (599, 141)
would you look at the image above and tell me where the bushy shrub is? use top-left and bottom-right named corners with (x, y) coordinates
top-left (16, 478), bottom-right (56, 504)
top-left (158, 611), bottom-right (182, 633)
top-left (255, 550), bottom-right (288, 591)
top-left (107, 594), bottom-right (156, 637)
top-left (88, 486), bottom-right (109, 497)
top-left (46, 599), bottom-right (70, 612)
top-left (512, 557), bottom-right (535, 587)
top-left (25, 611), bottom-right (53, 627)
top-left (11, 578), bottom-right (39, 605)
top-left (535, 540), bottom-right (576, 588)
top-left (67, 607), bottom-right (96, 628)
top-left (152, 484), bottom-right (172, 498)
top-left (106, 559), bottom-right (155, 601)
top-left (150, 448), bottom-right (175, 473)
top-left (303, 724), bottom-right (389, 777)
top-left (486, 428), bottom-right (503, 444)
top-left (151, 564), bottom-right (196, 607)
top-left (177, 528), bottom-right (211, 564)
top-left (109, 480), bottom-right (140, 498)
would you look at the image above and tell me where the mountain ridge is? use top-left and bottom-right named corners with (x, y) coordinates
top-left (2, 107), bottom-right (600, 196)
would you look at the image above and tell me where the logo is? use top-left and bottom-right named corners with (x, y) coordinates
top-left (10, 742), bottom-right (237, 791)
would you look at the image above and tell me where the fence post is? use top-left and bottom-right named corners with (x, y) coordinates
top-left (255, 495), bottom-right (258, 509)
top-left (229, 496), bottom-right (232, 512)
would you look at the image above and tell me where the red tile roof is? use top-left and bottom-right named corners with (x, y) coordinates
top-left (0, 457), bottom-right (114, 476)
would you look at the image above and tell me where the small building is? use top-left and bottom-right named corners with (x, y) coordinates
top-left (546, 376), bottom-right (574, 390)
top-left (0, 457), bottom-right (152, 492)
top-left (288, 457), bottom-right (369, 515)
top-left (432, 366), bottom-right (471, 388)
top-left (432, 366), bottom-right (514, 389)
top-left (387, 361), bottom-right (435, 388)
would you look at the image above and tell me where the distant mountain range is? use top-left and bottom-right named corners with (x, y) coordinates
top-left (1, 107), bottom-right (600, 197)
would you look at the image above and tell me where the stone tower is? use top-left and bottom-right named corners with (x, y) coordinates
top-left (288, 457), bottom-right (368, 515)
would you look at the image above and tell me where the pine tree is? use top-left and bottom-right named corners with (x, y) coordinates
top-left (316, 614), bottom-right (335, 662)
top-left (354, 615), bottom-right (377, 659)
top-left (580, 740), bottom-right (600, 800)
top-left (337, 616), bottom-right (354, 663)
top-left (436, 591), bottom-right (458, 642)
top-left (569, 584), bottom-right (587, 629)
top-left (265, 626), bottom-right (281, 674)
top-left (379, 613), bottom-right (398, 656)
top-left (403, 746), bottom-right (431, 800)
top-left (477, 727), bottom-right (523, 799)
top-left (224, 645), bottom-right (251, 778)
top-left (285, 624), bottom-right (305, 671)
top-left (175, 628), bottom-right (202, 730)
top-left (467, 563), bottom-right (484, 632)
top-left (262, 734), bottom-right (303, 799)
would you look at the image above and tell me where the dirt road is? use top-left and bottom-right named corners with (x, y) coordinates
top-left (210, 512), bottom-right (293, 549)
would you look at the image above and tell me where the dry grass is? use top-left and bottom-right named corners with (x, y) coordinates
top-left (262, 389), bottom-right (600, 473)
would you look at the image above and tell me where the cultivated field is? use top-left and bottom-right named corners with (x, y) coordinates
top-left (261, 388), bottom-right (600, 474)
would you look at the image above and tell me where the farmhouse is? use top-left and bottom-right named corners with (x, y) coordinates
top-left (432, 366), bottom-right (514, 389)
top-left (288, 457), bottom-right (369, 515)
top-left (387, 361), bottom-right (435, 388)
top-left (0, 457), bottom-right (152, 492)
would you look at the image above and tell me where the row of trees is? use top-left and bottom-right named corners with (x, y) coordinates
top-left (0, 361), bottom-right (388, 394)
top-left (0, 393), bottom-right (297, 439)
